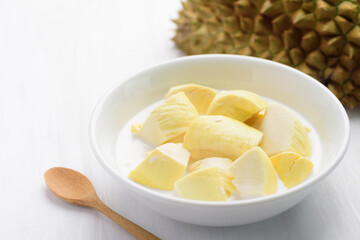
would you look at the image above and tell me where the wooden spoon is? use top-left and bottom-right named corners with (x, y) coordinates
top-left (44, 167), bottom-right (160, 240)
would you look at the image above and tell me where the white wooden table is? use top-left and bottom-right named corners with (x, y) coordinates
top-left (1, 0), bottom-right (359, 239)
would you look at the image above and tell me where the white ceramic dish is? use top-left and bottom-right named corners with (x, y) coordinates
top-left (90, 55), bottom-right (350, 226)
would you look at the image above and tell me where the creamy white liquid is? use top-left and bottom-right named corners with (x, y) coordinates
top-left (115, 97), bottom-right (322, 200)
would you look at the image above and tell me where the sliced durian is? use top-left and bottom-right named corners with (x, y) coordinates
top-left (259, 103), bottom-right (312, 157)
top-left (175, 167), bottom-right (234, 201)
top-left (165, 83), bottom-right (218, 114)
top-left (183, 115), bottom-right (263, 161)
top-left (229, 147), bottom-right (277, 198)
top-left (188, 157), bottom-right (236, 195)
top-left (207, 90), bottom-right (267, 122)
top-left (128, 143), bottom-right (190, 190)
top-left (138, 92), bottom-right (199, 146)
top-left (270, 152), bottom-right (314, 188)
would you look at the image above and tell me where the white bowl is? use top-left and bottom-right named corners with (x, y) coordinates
top-left (90, 55), bottom-right (349, 226)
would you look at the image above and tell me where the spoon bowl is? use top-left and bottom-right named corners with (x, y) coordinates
top-left (44, 167), bottom-right (96, 207)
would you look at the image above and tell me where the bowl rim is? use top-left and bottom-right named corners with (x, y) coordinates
top-left (90, 54), bottom-right (350, 207)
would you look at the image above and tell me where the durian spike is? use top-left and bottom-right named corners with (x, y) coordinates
top-left (347, 26), bottom-right (360, 47)
top-left (282, 0), bottom-right (302, 13)
top-left (305, 50), bottom-right (326, 70)
top-left (316, 0), bottom-right (336, 20)
top-left (300, 31), bottom-right (319, 53)
top-left (352, 68), bottom-right (360, 86)
top-left (330, 65), bottom-right (350, 83)
top-left (337, 1), bottom-right (358, 21)
top-left (316, 20), bottom-right (341, 36)
top-left (289, 47), bottom-right (304, 65)
top-left (320, 36), bottom-right (346, 56)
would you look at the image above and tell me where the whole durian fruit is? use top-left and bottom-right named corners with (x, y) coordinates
top-left (173, 0), bottom-right (360, 108)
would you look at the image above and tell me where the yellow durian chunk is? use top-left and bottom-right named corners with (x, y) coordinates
top-left (165, 83), bottom-right (218, 114)
top-left (183, 115), bottom-right (263, 161)
top-left (188, 157), bottom-right (236, 195)
top-left (175, 167), bottom-right (230, 201)
top-left (259, 103), bottom-right (312, 157)
top-left (207, 90), bottom-right (267, 122)
top-left (138, 92), bottom-right (199, 146)
top-left (270, 152), bottom-right (314, 188)
top-left (128, 143), bottom-right (190, 190)
top-left (229, 147), bottom-right (277, 198)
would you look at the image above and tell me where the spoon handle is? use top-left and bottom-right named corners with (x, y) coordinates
top-left (94, 200), bottom-right (160, 240)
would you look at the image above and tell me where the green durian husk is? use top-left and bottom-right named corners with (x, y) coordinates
top-left (173, 0), bottom-right (360, 108)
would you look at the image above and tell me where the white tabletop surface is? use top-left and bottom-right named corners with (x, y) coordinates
top-left (1, 0), bottom-right (360, 239)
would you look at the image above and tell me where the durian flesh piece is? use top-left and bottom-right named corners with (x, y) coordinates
top-left (229, 147), bottom-right (277, 198)
top-left (270, 152), bottom-right (314, 188)
top-left (166, 83), bottom-right (218, 114)
top-left (138, 92), bottom-right (199, 146)
top-left (188, 157), bottom-right (236, 195)
top-left (207, 90), bottom-right (267, 122)
top-left (259, 103), bottom-right (312, 157)
top-left (183, 115), bottom-right (263, 161)
top-left (128, 143), bottom-right (190, 190)
top-left (175, 167), bottom-right (233, 201)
